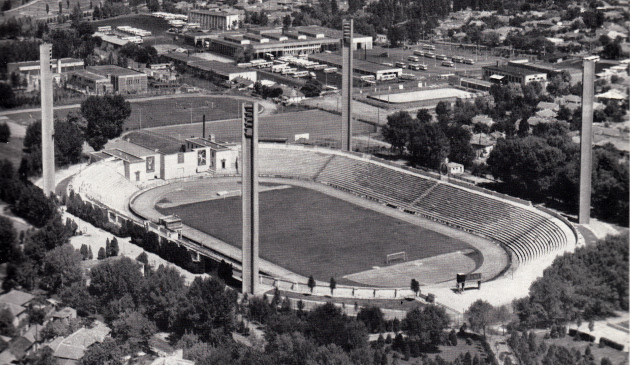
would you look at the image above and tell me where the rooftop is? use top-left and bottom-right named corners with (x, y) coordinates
top-left (108, 139), bottom-right (161, 157)
top-left (483, 64), bottom-right (547, 76)
top-left (189, 8), bottom-right (240, 15)
top-left (186, 137), bottom-right (229, 150)
top-left (49, 322), bottom-right (110, 360)
top-left (187, 59), bottom-right (253, 76)
top-left (7, 58), bottom-right (84, 68)
top-left (71, 70), bottom-right (110, 82)
top-left (87, 65), bottom-right (146, 77)
top-left (0, 290), bottom-right (35, 307)
top-left (308, 53), bottom-right (401, 73)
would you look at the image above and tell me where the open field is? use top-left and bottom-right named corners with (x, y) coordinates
top-left (144, 109), bottom-right (375, 144)
top-left (1, 0), bottom-right (92, 20)
top-left (1, 95), bottom-right (244, 131)
top-left (156, 184), bottom-right (476, 282)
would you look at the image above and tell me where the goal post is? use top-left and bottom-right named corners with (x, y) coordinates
top-left (386, 251), bottom-right (407, 264)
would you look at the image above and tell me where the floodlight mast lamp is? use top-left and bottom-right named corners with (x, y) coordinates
top-left (40, 43), bottom-right (55, 197)
top-left (578, 56), bottom-right (598, 225)
top-left (242, 102), bottom-right (259, 295)
top-left (341, 19), bottom-right (353, 152)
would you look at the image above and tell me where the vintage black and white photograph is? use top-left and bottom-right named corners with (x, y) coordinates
top-left (0, 0), bottom-right (628, 363)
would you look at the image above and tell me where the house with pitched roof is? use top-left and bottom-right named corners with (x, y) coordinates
top-left (47, 321), bottom-right (111, 364)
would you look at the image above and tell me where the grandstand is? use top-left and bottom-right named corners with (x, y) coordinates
top-left (69, 161), bottom-right (139, 214)
top-left (254, 145), bottom-right (573, 266)
top-left (72, 143), bottom-right (575, 290)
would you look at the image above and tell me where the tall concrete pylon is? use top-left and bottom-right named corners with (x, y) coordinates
top-left (241, 102), bottom-right (259, 295)
top-left (40, 43), bottom-right (55, 197)
top-left (578, 56), bottom-right (598, 225)
top-left (341, 19), bottom-right (353, 151)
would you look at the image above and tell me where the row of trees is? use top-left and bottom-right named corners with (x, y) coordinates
top-left (381, 109), bottom-right (476, 169)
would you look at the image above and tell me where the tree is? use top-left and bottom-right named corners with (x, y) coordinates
top-left (97, 247), bottom-right (106, 260)
top-left (382, 111), bottom-right (415, 154)
top-left (79, 338), bottom-right (125, 365)
top-left (217, 260), bottom-right (233, 281)
top-left (403, 305), bottom-right (449, 346)
top-left (329, 277), bottom-right (336, 295)
top-left (435, 101), bottom-right (451, 124)
top-left (88, 246), bottom-right (93, 259)
top-left (80, 95), bottom-right (131, 151)
top-left (307, 302), bottom-right (368, 351)
top-left (282, 14), bottom-right (292, 30)
top-left (0, 122), bottom-right (10, 143)
top-left (109, 237), bottom-right (119, 256)
top-left (357, 306), bottom-right (384, 333)
top-left (142, 265), bottom-right (187, 331)
top-left (0, 216), bottom-right (17, 264)
top-left (0, 308), bottom-right (16, 337)
top-left (12, 184), bottom-right (57, 227)
top-left (41, 244), bottom-right (84, 293)
top-left (465, 300), bottom-right (494, 337)
top-left (416, 109), bottom-right (432, 124)
top-left (136, 251), bottom-right (148, 266)
top-left (301, 79), bottom-right (323, 97)
top-left (80, 244), bottom-right (89, 260)
top-left (408, 122), bottom-right (450, 169)
top-left (410, 279), bottom-right (420, 296)
top-left (445, 124), bottom-right (475, 168)
top-left (111, 310), bottom-right (157, 352)
top-left (88, 257), bottom-right (145, 318)
top-left (308, 275), bottom-right (316, 293)
top-left (46, 3), bottom-right (50, 13)
top-left (23, 116), bottom-right (84, 170)
top-left (176, 277), bottom-right (238, 340)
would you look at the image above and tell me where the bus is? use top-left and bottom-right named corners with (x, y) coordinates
top-left (413, 50), bottom-right (424, 57)
top-left (409, 64), bottom-right (427, 71)
top-left (452, 56), bottom-right (463, 63)
top-left (395, 61), bottom-right (407, 68)
top-left (436, 54), bottom-right (447, 60)
top-left (379, 73), bottom-right (397, 81)
top-left (463, 58), bottom-right (475, 65)
top-left (399, 73), bottom-right (416, 80)
top-left (360, 75), bottom-right (376, 81)
top-left (323, 67), bottom-right (338, 73)
top-left (264, 53), bottom-right (275, 60)
top-left (422, 44), bottom-right (436, 50)
top-left (293, 71), bottom-right (310, 78)
top-left (271, 64), bottom-right (289, 72)
top-left (382, 62), bottom-right (394, 67)
top-left (408, 55), bottom-right (420, 62)
top-left (442, 61), bottom-right (454, 67)
top-left (281, 67), bottom-right (298, 75)
top-left (424, 52), bottom-right (436, 59)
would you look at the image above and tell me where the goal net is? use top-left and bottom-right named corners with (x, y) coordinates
top-left (386, 251), bottom-right (408, 264)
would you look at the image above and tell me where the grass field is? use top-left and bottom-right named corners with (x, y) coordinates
top-left (3, 95), bottom-right (243, 131)
top-left (156, 185), bottom-right (473, 281)
top-left (145, 109), bottom-right (375, 144)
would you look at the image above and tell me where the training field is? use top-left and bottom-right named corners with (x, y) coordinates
top-left (144, 109), bottom-right (375, 144)
top-left (371, 88), bottom-right (475, 104)
top-left (155, 184), bottom-right (477, 283)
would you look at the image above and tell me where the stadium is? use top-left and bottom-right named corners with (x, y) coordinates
top-left (66, 124), bottom-right (578, 307)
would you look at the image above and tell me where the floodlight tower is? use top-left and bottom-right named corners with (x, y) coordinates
top-left (40, 43), bottom-right (55, 197)
top-left (241, 102), bottom-right (259, 295)
top-left (341, 18), bottom-right (353, 151)
top-left (578, 56), bottom-right (598, 225)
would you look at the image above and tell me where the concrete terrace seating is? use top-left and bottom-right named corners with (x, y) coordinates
top-left (257, 146), bottom-right (569, 265)
top-left (315, 156), bottom-right (437, 204)
top-left (413, 184), bottom-right (568, 263)
top-left (71, 162), bottom-right (139, 213)
top-left (258, 148), bottom-right (334, 180)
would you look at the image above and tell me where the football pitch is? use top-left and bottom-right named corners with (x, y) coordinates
top-left (156, 185), bottom-right (475, 282)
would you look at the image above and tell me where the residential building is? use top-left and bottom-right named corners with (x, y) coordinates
top-left (47, 321), bottom-right (111, 364)
top-left (0, 290), bottom-right (35, 335)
